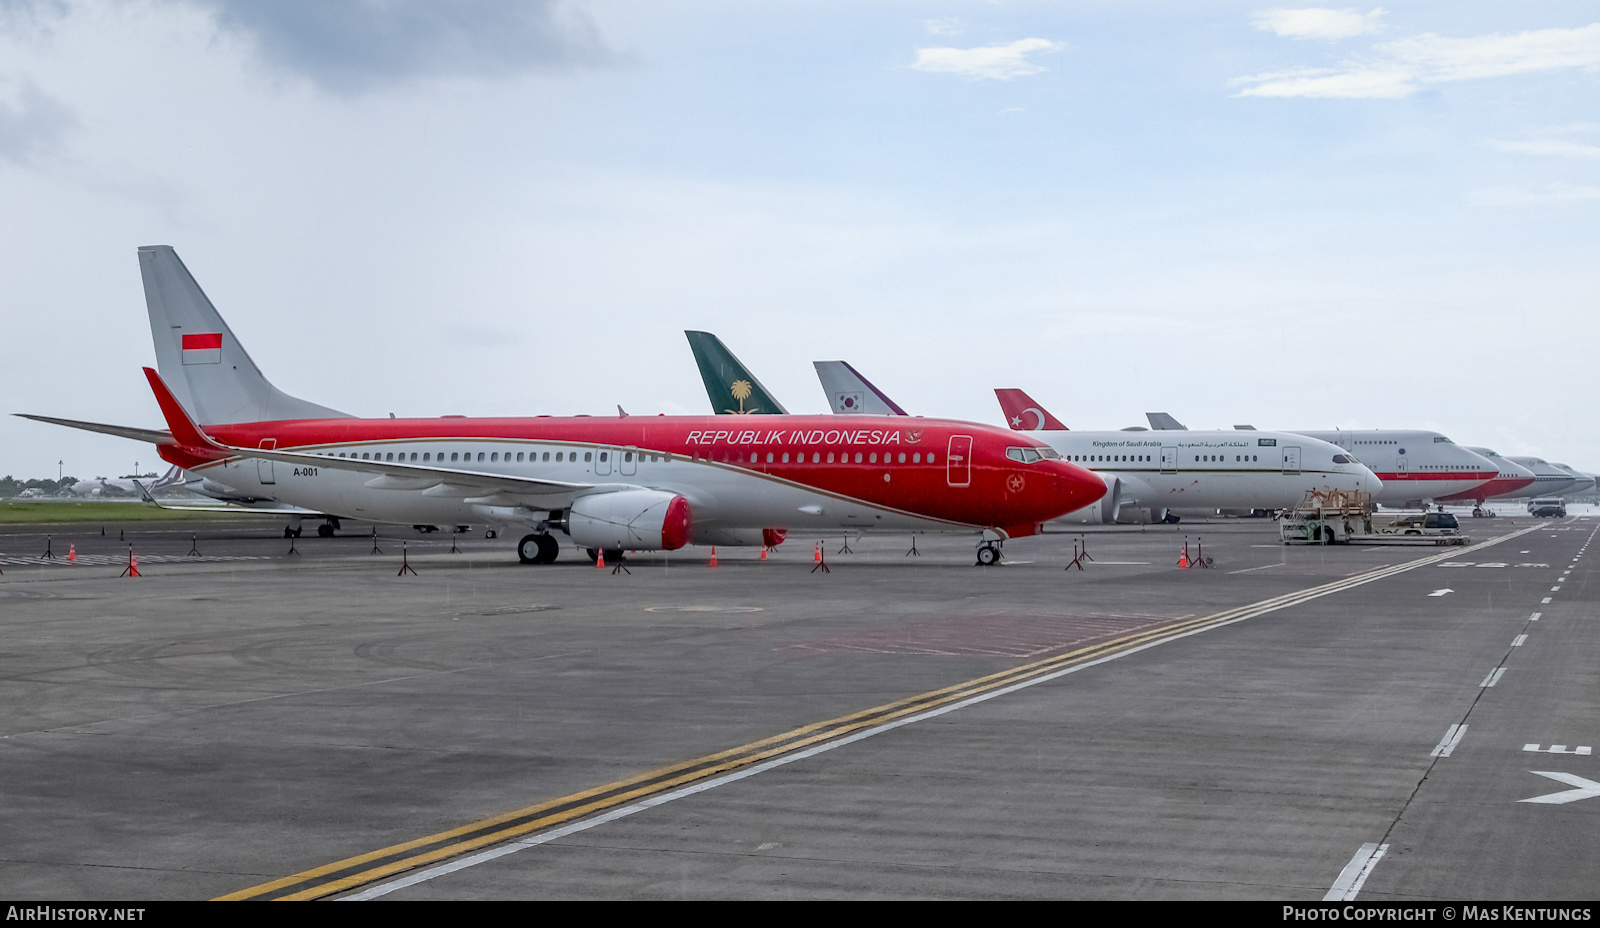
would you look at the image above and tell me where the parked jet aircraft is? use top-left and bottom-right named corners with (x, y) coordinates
top-left (703, 350), bottom-right (1379, 524)
top-left (991, 391), bottom-right (1381, 523)
top-left (1548, 464), bottom-right (1595, 499)
top-left (1436, 448), bottom-right (1536, 513)
top-left (20, 247), bottom-right (1105, 564)
top-left (1150, 415), bottom-right (1496, 508)
top-left (1504, 457), bottom-right (1580, 498)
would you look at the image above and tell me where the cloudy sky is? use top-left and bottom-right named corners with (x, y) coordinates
top-left (2, 1), bottom-right (1597, 480)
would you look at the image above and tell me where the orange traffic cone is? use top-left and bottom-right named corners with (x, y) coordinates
top-left (813, 542), bottom-right (821, 562)
top-left (1178, 543), bottom-right (1188, 568)
top-left (68, 543), bottom-right (76, 563)
top-left (759, 546), bottom-right (768, 560)
top-left (709, 546), bottom-right (718, 568)
top-left (595, 548), bottom-right (606, 570)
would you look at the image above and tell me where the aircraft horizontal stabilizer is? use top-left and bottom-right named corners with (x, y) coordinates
top-left (13, 413), bottom-right (172, 446)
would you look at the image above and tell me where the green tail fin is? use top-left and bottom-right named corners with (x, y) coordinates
top-left (684, 331), bottom-right (790, 416)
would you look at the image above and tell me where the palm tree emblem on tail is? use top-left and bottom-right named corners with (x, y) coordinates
top-left (727, 379), bottom-right (758, 414)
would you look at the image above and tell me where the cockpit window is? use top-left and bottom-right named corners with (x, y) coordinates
top-left (1005, 446), bottom-right (1054, 464)
top-left (1332, 454), bottom-right (1352, 464)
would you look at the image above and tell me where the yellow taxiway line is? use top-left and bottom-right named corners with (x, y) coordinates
top-left (220, 526), bottom-right (1537, 900)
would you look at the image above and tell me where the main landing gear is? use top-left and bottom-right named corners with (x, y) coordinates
top-left (976, 541), bottom-right (1003, 567)
top-left (517, 533), bottom-right (560, 565)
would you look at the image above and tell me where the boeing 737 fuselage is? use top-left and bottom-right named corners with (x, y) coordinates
top-left (21, 247), bottom-right (1105, 563)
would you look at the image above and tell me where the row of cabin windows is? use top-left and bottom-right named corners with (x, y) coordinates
top-left (319, 449), bottom-right (929, 466)
top-left (329, 450), bottom-right (597, 463)
top-left (699, 450), bottom-right (935, 465)
top-left (1068, 454), bottom-right (1264, 464)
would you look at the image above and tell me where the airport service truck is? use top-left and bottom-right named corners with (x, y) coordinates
top-left (1279, 491), bottom-right (1470, 546)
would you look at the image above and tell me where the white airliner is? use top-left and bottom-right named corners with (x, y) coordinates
top-left (1149, 415), bottom-right (1497, 508)
top-left (805, 364), bottom-right (1380, 523)
top-left (1504, 457), bottom-right (1580, 498)
top-left (1441, 448), bottom-right (1537, 512)
top-left (1547, 464), bottom-right (1595, 499)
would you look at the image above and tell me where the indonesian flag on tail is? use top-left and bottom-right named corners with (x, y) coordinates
top-left (181, 332), bottom-right (222, 365)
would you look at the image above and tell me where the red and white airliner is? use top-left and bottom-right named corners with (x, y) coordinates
top-left (20, 246), bottom-right (1105, 565)
top-left (1435, 447), bottom-right (1536, 513)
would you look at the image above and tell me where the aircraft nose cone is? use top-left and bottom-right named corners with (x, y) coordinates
top-left (1055, 463), bottom-right (1108, 514)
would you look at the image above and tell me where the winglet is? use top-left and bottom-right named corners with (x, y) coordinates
top-left (994, 389), bottom-right (1068, 430)
top-left (142, 367), bottom-right (227, 455)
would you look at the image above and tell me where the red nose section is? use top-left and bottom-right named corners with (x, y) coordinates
top-left (1053, 461), bottom-right (1108, 517)
top-left (662, 496), bottom-right (692, 550)
top-left (762, 528), bottom-right (787, 548)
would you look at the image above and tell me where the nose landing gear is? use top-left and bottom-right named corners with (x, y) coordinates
top-left (976, 541), bottom-right (1003, 566)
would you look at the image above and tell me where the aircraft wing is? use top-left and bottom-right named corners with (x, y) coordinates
top-left (14, 413), bottom-right (172, 445)
top-left (235, 444), bottom-right (593, 498)
top-left (141, 367), bottom-right (594, 500)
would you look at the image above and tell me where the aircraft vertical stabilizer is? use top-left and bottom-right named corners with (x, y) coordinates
top-left (814, 360), bottom-right (908, 415)
top-left (995, 389), bottom-right (1069, 430)
top-left (139, 245), bottom-right (350, 425)
top-left (1146, 412), bottom-right (1187, 430)
top-left (684, 331), bottom-right (790, 415)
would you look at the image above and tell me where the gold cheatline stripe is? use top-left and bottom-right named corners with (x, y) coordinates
top-left (221, 526), bottom-right (1536, 901)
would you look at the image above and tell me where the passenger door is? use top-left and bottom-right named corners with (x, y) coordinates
top-left (258, 438), bottom-right (276, 485)
top-left (947, 435), bottom-right (972, 487)
top-left (1282, 446), bottom-right (1301, 475)
top-left (1161, 446), bottom-right (1177, 475)
top-left (594, 448), bottom-right (611, 476)
top-left (620, 447), bottom-right (637, 476)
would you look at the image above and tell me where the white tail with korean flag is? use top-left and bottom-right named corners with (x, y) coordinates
top-left (139, 245), bottom-right (350, 426)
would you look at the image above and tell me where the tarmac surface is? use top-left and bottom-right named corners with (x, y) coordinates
top-left (0, 509), bottom-right (1594, 900)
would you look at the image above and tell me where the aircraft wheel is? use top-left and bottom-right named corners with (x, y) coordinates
top-left (535, 534), bottom-right (559, 564)
top-left (518, 534), bottom-right (542, 564)
top-left (485, 529), bottom-right (498, 539)
top-left (586, 547), bottom-right (599, 563)
top-left (317, 523), bottom-right (335, 538)
top-left (976, 544), bottom-right (1001, 566)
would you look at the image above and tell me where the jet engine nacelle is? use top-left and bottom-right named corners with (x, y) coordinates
top-left (566, 489), bottom-right (691, 551)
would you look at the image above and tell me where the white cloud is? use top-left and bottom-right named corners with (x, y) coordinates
top-left (1469, 183), bottom-right (1600, 206)
top-left (1384, 24), bottom-right (1600, 81)
top-left (911, 38), bottom-right (1064, 80)
top-left (1486, 139), bottom-right (1600, 159)
top-left (1236, 22), bottom-right (1600, 98)
top-left (1233, 65), bottom-right (1413, 98)
top-left (1251, 7), bottom-right (1386, 40)
top-left (924, 18), bottom-right (963, 37)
